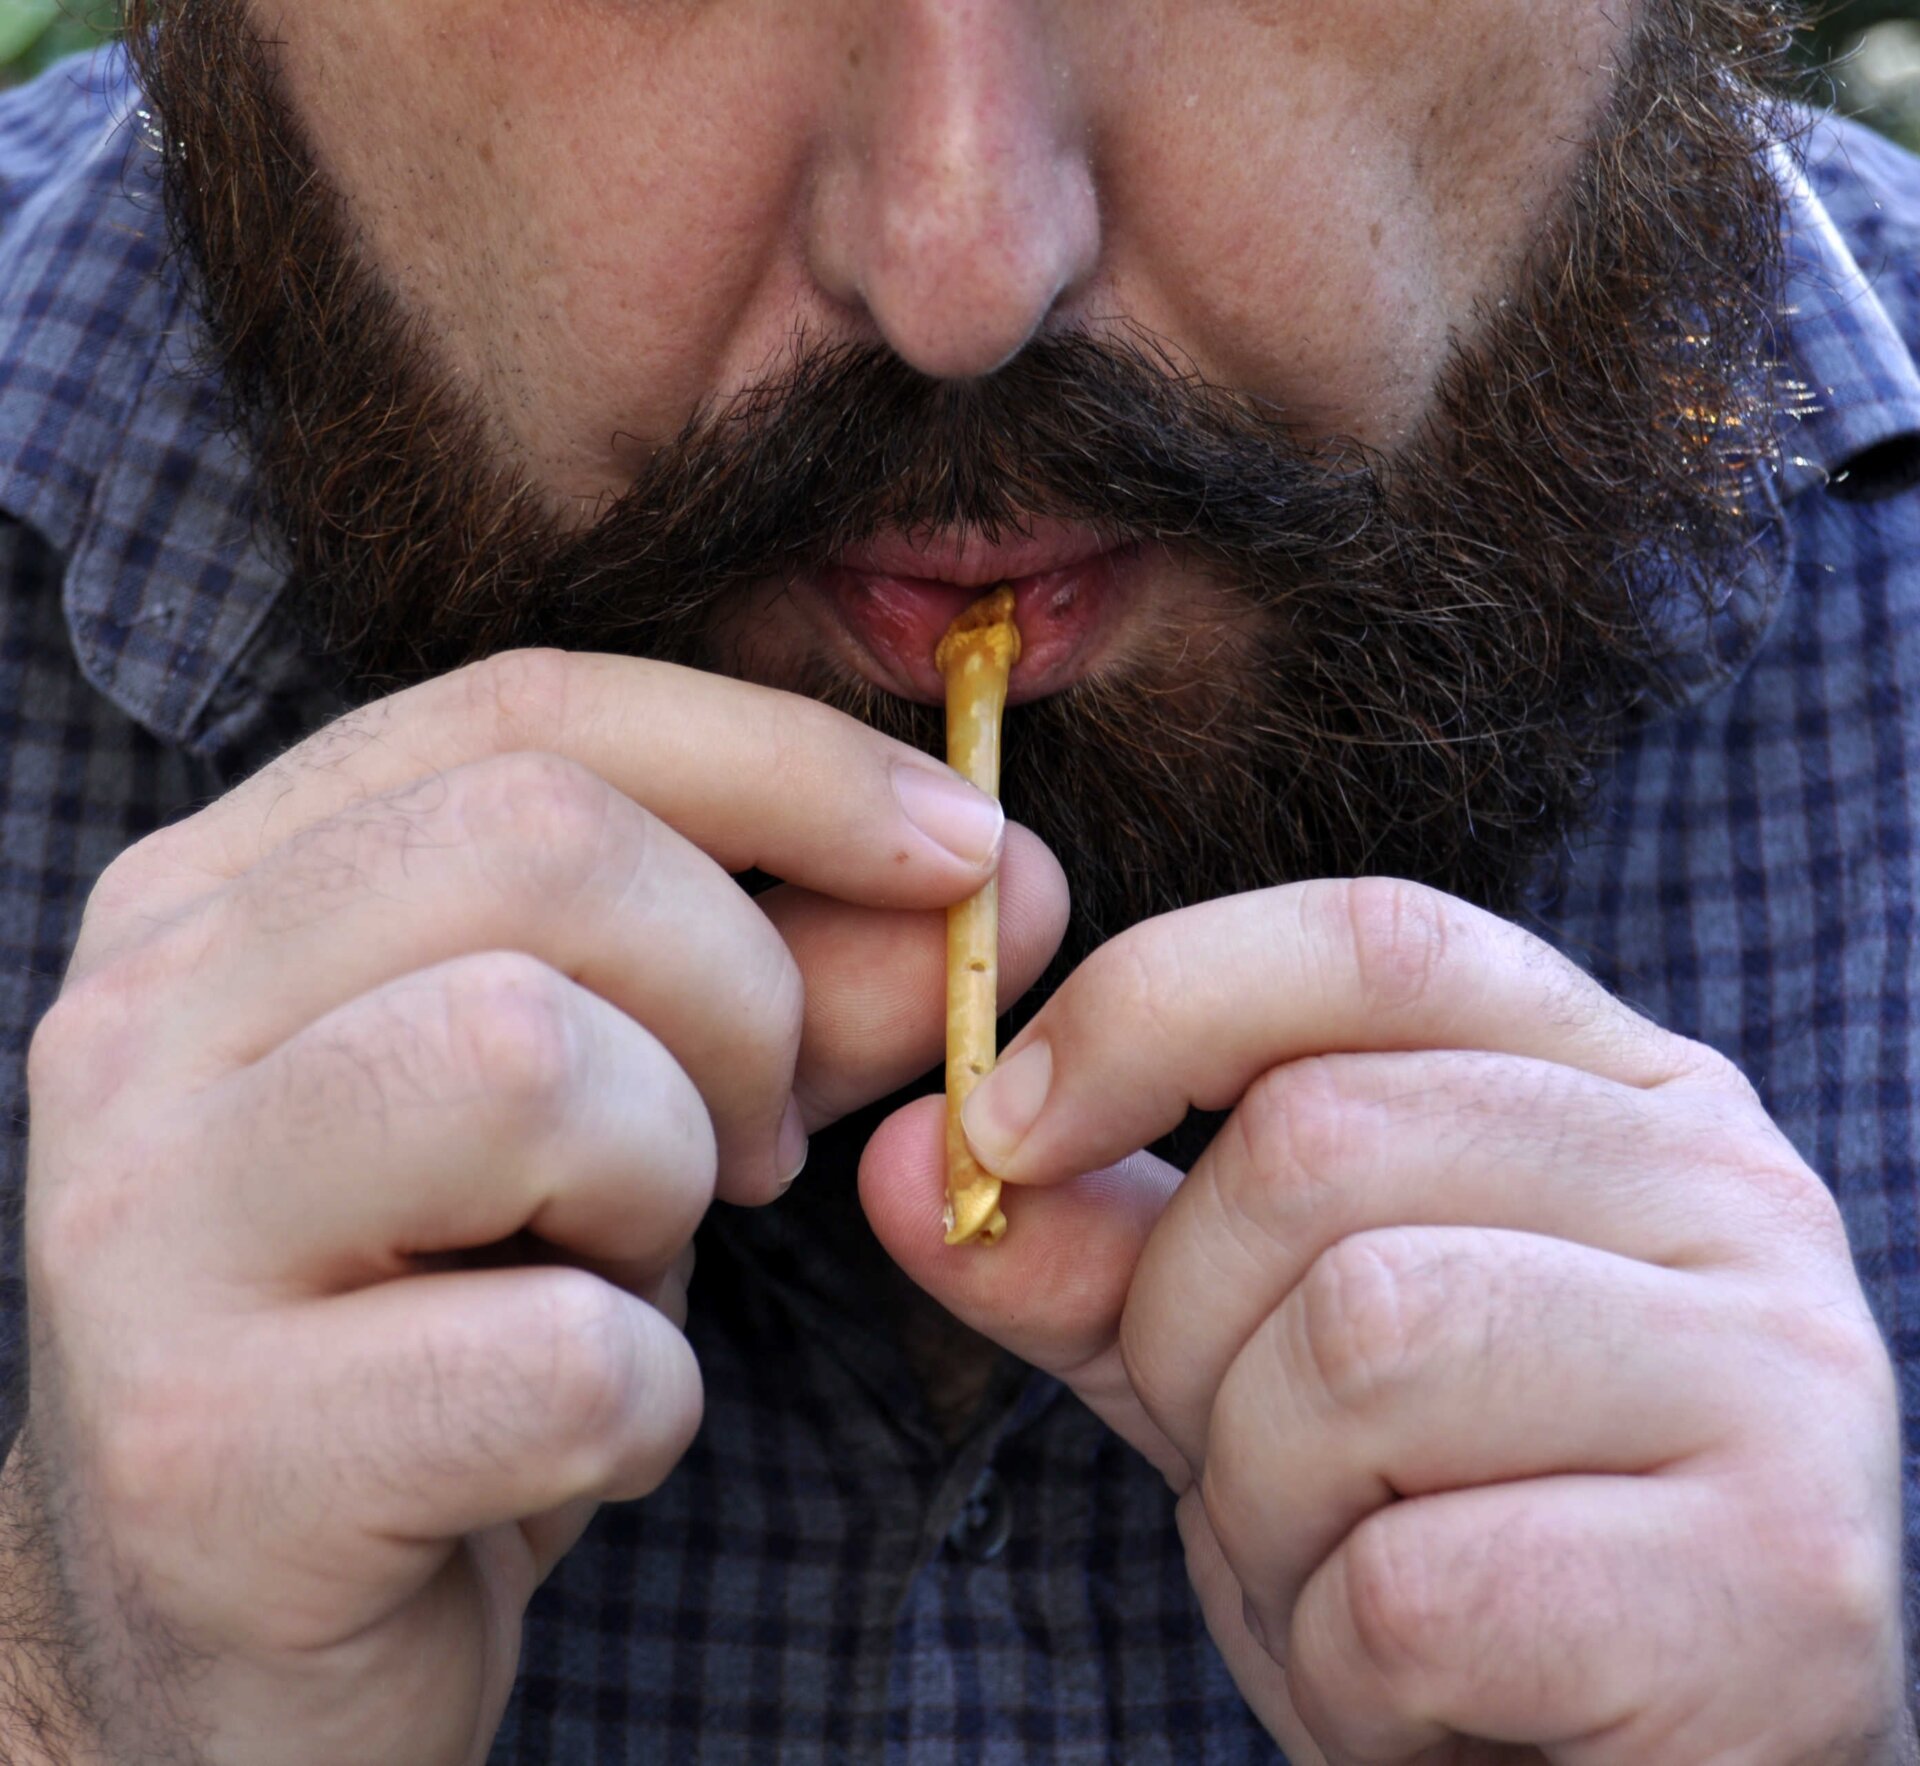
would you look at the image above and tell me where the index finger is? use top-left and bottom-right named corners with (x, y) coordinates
top-left (960, 877), bottom-right (1692, 1184)
top-left (79, 650), bottom-right (1002, 952)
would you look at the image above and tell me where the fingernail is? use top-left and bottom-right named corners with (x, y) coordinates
top-left (776, 1097), bottom-right (809, 1191)
top-left (961, 1040), bottom-right (1052, 1173)
top-left (893, 764), bottom-right (1004, 867)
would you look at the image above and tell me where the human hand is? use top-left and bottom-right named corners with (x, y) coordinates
top-left (866, 878), bottom-right (1909, 1765)
top-left (12, 650), bottom-right (1067, 1766)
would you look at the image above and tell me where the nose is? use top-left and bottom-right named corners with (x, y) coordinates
top-left (808, 3), bottom-right (1101, 380)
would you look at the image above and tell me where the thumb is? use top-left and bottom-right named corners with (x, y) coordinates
top-left (859, 1096), bottom-right (1190, 1480)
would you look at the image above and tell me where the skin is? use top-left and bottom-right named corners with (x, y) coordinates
top-left (2, 2), bottom-right (1908, 1763)
top-left (265, 0), bottom-right (1617, 499)
top-left (17, 655), bottom-right (1062, 1763)
top-left (867, 893), bottom-right (1908, 1762)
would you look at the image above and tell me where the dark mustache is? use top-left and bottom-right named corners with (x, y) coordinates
top-left (550, 330), bottom-right (1387, 605)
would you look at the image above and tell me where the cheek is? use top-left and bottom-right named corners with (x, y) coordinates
top-left (1092, 0), bottom-right (1628, 446)
top-left (494, 113), bottom-right (806, 492)
top-left (269, 3), bottom-right (826, 503)
top-left (483, 25), bottom-right (837, 492)
top-left (1111, 98), bottom-right (1449, 443)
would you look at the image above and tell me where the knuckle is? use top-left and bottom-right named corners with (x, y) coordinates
top-left (29, 952), bottom-right (160, 1104)
top-left (28, 1021), bottom-right (186, 1282)
top-left (518, 1274), bottom-right (701, 1498)
top-left (1295, 1233), bottom-right (1429, 1417)
top-left (1086, 923), bottom-right (1189, 1049)
top-left (452, 751), bottom-right (625, 909)
top-left (1222, 1061), bottom-right (1364, 1242)
top-left (25, 990), bottom-right (95, 1108)
top-left (1667, 1030), bottom-right (1751, 1089)
top-left (260, 1013), bottom-right (398, 1150)
top-left (760, 939), bottom-right (808, 1062)
top-left (714, 926), bottom-right (806, 1077)
top-left (1760, 1503), bottom-right (1900, 1655)
top-left (438, 953), bottom-right (581, 1136)
top-left (651, 1068), bottom-right (721, 1216)
top-left (1324, 878), bottom-right (1450, 1019)
top-left (1771, 1293), bottom-right (1895, 1396)
top-left (748, 687), bottom-right (822, 778)
top-left (257, 803), bottom-right (422, 935)
top-left (29, 1166), bottom-right (143, 1298)
top-left (1335, 1513), bottom-right (1450, 1694)
top-left (536, 1275), bottom-right (642, 1446)
top-left (1829, 1313), bottom-right (1901, 1406)
top-left (427, 1273), bottom-right (643, 1483)
top-left (92, 1362), bottom-right (223, 1539)
top-left (614, 1329), bottom-right (704, 1498)
top-left (459, 646), bottom-right (577, 753)
top-left (1736, 1152), bottom-right (1852, 1261)
top-left (77, 833), bottom-right (184, 947)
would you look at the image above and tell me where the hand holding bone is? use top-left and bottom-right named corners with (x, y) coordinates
top-left (865, 878), bottom-right (1909, 1764)
top-left (8, 650), bottom-right (1068, 1766)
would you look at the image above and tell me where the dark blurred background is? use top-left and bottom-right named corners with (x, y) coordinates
top-left (5, 2), bottom-right (1920, 141)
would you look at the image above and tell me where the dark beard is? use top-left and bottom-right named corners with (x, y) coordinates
top-left (124, 0), bottom-right (1792, 977)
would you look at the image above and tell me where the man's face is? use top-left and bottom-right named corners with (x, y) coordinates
top-left (259, 0), bottom-right (1622, 499)
top-left (128, 0), bottom-right (1784, 956)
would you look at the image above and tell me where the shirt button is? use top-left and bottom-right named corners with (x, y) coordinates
top-left (946, 1467), bottom-right (1013, 1563)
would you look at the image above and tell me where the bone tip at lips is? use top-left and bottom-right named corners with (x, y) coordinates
top-left (935, 584), bottom-right (1023, 677)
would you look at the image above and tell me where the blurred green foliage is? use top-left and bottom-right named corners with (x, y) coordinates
top-left (1809, 4), bottom-right (1920, 148)
top-left (0, 1), bottom-right (117, 84)
top-left (5, 1), bottom-right (1920, 144)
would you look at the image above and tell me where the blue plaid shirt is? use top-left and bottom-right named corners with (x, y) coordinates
top-left (5, 50), bottom-right (1920, 1763)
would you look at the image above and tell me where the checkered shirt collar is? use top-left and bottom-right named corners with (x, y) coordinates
top-left (0, 56), bottom-right (291, 759)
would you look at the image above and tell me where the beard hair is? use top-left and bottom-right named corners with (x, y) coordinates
top-left (123, 0), bottom-right (1793, 980)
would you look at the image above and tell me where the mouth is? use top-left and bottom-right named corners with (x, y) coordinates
top-left (794, 521), bottom-right (1146, 704)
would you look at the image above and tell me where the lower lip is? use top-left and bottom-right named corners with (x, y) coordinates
top-left (816, 549), bottom-right (1138, 704)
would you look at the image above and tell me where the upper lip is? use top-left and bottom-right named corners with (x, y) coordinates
top-left (832, 520), bottom-right (1117, 585)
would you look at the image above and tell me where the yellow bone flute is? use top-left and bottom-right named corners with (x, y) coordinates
top-left (935, 586), bottom-right (1022, 1247)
